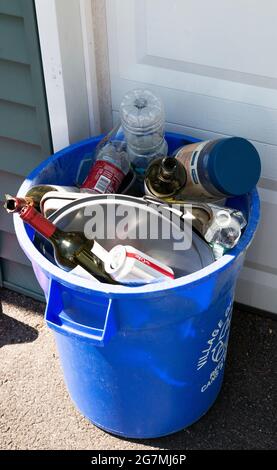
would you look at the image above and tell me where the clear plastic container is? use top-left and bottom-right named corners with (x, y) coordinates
top-left (120, 89), bottom-right (168, 178)
top-left (81, 125), bottom-right (130, 194)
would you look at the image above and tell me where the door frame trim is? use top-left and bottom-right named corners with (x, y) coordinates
top-left (34, 0), bottom-right (101, 151)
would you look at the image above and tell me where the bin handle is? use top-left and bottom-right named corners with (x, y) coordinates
top-left (45, 279), bottom-right (117, 347)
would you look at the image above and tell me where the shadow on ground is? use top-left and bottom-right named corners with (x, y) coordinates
top-left (0, 288), bottom-right (42, 347)
top-left (0, 311), bottom-right (38, 348)
top-left (0, 288), bottom-right (45, 314)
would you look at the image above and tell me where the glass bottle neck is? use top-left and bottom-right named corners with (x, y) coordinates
top-left (158, 157), bottom-right (178, 181)
top-left (20, 205), bottom-right (58, 239)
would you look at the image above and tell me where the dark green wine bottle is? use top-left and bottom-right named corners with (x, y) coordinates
top-left (6, 198), bottom-right (117, 284)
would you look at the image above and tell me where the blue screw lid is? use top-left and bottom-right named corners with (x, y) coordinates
top-left (207, 137), bottom-right (261, 196)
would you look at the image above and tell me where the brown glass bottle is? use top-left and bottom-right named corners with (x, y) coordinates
top-left (144, 156), bottom-right (187, 199)
top-left (25, 185), bottom-right (78, 211)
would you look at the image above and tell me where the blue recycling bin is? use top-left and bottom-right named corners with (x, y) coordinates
top-left (14, 133), bottom-right (260, 438)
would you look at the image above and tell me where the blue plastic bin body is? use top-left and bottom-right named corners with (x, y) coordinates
top-left (14, 133), bottom-right (260, 438)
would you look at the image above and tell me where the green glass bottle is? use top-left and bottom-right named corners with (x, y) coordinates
top-left (5, 196), bottom-right (117, 284)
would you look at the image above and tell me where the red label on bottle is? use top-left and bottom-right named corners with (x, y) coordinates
top-left (126, 251), bottom-right (175, 279)
top-left (81, 160), bottom-right (125, 193)
top-left (20, 205), bottom-right (56, 238)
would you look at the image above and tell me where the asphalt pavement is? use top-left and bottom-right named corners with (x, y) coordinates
top-left (0, 288), bottom-right (276, 450)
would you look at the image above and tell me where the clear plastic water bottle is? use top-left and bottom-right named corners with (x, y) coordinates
top-left (81, 125), bottom-right (130, 194)
top-left (120, 89), bottom-right (168, 179)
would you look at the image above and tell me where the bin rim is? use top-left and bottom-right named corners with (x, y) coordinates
top-left (13, 134), bottom-right (260, 298)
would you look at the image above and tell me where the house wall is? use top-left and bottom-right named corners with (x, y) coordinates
top-left (0, 0), bottom-right (52, 300)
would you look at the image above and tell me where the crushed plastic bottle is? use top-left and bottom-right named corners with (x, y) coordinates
top-left (81, 124), bottom-right (130, 194)
top-left (206, 206), bottom-right (246, 258)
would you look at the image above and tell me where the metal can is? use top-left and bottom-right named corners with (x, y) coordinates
top-left (105, 245), bottom-right (174, 285)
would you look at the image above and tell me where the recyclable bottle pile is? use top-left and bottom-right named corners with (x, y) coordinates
top-left (5, 89), bottom-right (261, 286)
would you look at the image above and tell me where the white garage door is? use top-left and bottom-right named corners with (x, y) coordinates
top-left (105, 0), bottom-right (277, 313)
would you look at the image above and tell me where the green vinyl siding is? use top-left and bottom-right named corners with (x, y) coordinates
top-left (0, 14), bottom-right (29, 64)
top-left (0, 100), bottom-right (42, 145)
top-left (0, 0), bottom-right (52, 301)
top-left (0, 0), bottom-right (23, 17)
top-left (1, 260), bottom-right (43, 301)
top-left (0, 59), bottom-right (35, 106)
top-left (0, 138), bottom-right (43, 177)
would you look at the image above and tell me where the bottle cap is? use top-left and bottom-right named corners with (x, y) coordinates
top-left (207, 137), bottom-right (261, 195)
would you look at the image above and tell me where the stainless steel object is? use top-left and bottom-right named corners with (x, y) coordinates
top-left (39, 195), bottom-right (215, 279)
top-left (143, 195), bottom-right (246, 257)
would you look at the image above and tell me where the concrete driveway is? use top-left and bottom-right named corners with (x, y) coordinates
top-left (0, 288), bottom-right (275, 450)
